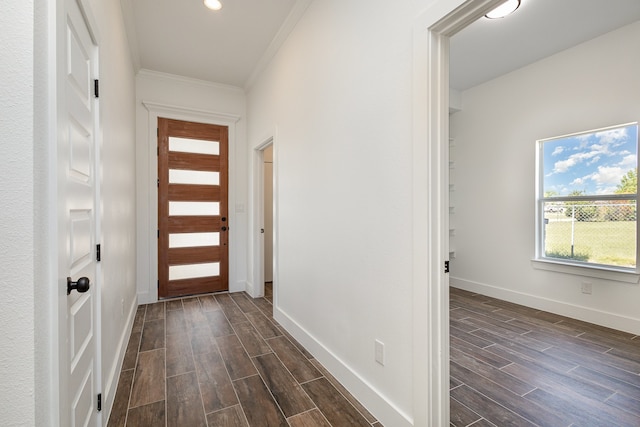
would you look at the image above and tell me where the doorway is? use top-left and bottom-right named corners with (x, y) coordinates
top-left (157, 117), bottom-right (229, 298)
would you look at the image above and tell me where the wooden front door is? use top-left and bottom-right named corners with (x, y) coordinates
top-left (158, 118), bottom-right (229, 298)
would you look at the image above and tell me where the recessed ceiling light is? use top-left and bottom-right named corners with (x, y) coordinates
top-left (204, 0), bottom-right (222, 11)
top-left (485, 0), bottom-right (520, 19)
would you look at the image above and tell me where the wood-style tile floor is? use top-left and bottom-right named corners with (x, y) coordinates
top-left (108, 284), bottom-right (382, 427)
top-left (450, 287), bottom-right (640, 427)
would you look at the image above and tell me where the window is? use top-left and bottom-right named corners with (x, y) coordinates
top-left (536, 123), bottom-right (639, 271)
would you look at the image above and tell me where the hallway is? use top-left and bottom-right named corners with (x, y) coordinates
top-left (107, 286), bottom-right (382, 426)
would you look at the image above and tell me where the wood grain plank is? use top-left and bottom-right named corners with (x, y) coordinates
top-left (301, 378), bottom-right (370, 427)
top-left (245, 310), bottom-right (282, 339)
top-left (166, 331), bottom-right (195, 378)
top-left (233, 375), bottom-right (288, 427)
top-left (139, 318), bottom-right (165, 352)
top-left (451, 361), bottom-right (565, 426)
top-left (144, 302), bottom-right (165, 322)
top-left (233, 321), bottom-right (272, 356)
top-left (309, 359), bottom-right (377, 424)
top-left (215, 293), bottom-right (248, 324)
top-left (126, 401), bottom-right (165, 426)
top-left (267, 336), bottom-right (322, 383)
top-left (450, 384), bottom-right (536, 427)
top-left (230, 292), bottom-right (260, 313)
top-left (166, 371), bottom-right (207, 427)
top-left (287, 409), bottom-right (332, 427)
top-left (122, 331), bottom-right (141, 371)
top-left (204, 309), bottom-right (235, 337)
top-left (216, 334), bottom-right (257, 380)
top-left (130, 349), bottom-right (165, 408)
top-left (199, 294), bottom-right (220, 311)
top-left (450, 396), bottom-right (482, 427)
top-left (253, 353), bottom-right (315, 417)
top-left (107, 369), bottom-right (134, 427)
top-left (206, 405), bottom-right (248, 427)
top-left (194, 350), bottom-right (238, 413)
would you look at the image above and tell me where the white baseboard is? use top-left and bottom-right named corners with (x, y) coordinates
top-left (273, 306), bottom-right (413, 427)
top-left (450, 277), bottom-right (640, 335)
top-left (101, 296), bottom-right (138, 425)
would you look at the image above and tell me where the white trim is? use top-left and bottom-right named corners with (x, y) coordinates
top-left (248, 137), bottom-right (273, 298)
top-left (451, 277), bottom-right (640, 335)
top-left (139, 101), bottom-right (242, 303)
top-left (531, 259), bottom-right (640, 283)
top-left (244, 0), bottom-right (313, 91)
top-left (273, 305), bottom-right (413, 427)
top-left (413, 1), bottom-right (505, 425)
top-left (101, 296), bottom-right (137, 422)
top-left (138, 69), bottom-right (244, 93)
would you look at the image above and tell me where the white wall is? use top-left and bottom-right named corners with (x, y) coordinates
top-left (135, 70), bottom-right (248, 303)
top-left (1, 1), bottom-right (36, 425)
top-left (84, 0), bottom-right (138, 419)
top-left (450, 21), bottom-right (640, 334)
top-left (246, 0), bottom-right (430, 424)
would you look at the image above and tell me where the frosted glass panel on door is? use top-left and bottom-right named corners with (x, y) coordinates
top-left (169, 137), bottom-right (219, 155)
top-left (169, 262), bottom-right (220, 280)
top-left (169, 202), bottom-right (220, 216)
top-left (169, 232), bottom-right (220, 248)
top-left (169, 169), bottom-right (220, 185)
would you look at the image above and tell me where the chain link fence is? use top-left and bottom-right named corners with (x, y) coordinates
top-left (543, 201), bottom-right (636, 268)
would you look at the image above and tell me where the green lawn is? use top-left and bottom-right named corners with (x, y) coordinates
top-left (544, 220), bottom-right (636, 267)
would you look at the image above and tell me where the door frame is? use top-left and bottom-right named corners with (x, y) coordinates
top-left (412, 0), bottom-right (505, 425)
top-left (141, 101), bottom-right (240, 302)
top-left (250, 137), bottom-right (277, 300)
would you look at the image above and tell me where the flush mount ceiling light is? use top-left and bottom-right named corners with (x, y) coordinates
top-left (204, 0), bottom-right (222, 11)
top-left (485, 0), bottom-right (520, 19)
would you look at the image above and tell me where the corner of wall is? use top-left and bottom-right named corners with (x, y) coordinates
top-left (273, 307), bottom-right (414, 427)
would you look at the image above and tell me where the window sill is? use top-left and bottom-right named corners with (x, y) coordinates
top-left (531, 259), bottom-right (640, 284)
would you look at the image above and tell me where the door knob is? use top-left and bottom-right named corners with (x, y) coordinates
top-left (67, 277), bottom-right (90, 295)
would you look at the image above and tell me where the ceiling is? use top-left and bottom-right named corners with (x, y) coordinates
top-left (121, 0), bottom-right (640, 90)
top-left (120, 0), bottom-right (311, 88)
top-left (450, 0), bottom-right (640, 91)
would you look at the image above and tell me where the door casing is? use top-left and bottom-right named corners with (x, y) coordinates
top-left (141, 102), bottom-right (241, 303)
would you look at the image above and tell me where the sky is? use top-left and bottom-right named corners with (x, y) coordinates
top-left (542, 123), bottom-right (638, 196)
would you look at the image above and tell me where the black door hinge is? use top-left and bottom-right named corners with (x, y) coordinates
top-left (157, 229), bottom-right (160, 238)
top-left (94, 79), bottom-right (99, 98)
top-left (444, 260), bottom-right (450, 274)
top-left (157, 178), bottom-right (160, 187)
top-left (157, 280), bottom-right (160, 290)
top-left (96, 244), bottom-right (101, 262)
top-left (97, 393), bottom-right (102, 412)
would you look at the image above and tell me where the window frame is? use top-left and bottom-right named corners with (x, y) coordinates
top-left (534, 123), bottom-right (640, 279)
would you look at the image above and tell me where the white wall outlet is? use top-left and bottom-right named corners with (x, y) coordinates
top-left (375, 339), bottom-right (385, 366)
top-left (581, 282), bottom-right (593, 295)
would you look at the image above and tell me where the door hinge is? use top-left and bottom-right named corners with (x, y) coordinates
top-left (157, 127), bottom-right (159, 137)
top-left (157, 280), bottom-right (159, 290)
top-left (96, 244), bottom-right (101, 262)
top-left (94, 79), bottom-right (99, 98)
top-left (157, 178), bottom-right (160, 187)
top-left (157, 229), bottom-right (160, 238)
top-left (157, 146), bottom-right (159, 156)
top-left (97, 393), bottom-right (102, 412)
top-left (444, 260), bottom-right (450, 274)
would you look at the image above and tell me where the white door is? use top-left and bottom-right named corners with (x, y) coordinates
top-left (57, 0), bottom-right (101, 425)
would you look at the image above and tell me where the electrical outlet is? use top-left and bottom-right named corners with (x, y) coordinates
top-left (581, 282), bottom-right (592, 295)
top-left (375, 340), bottom-right (385, 366)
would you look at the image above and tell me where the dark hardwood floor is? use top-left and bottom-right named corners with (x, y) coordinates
top-left (108, 284), bottom-right (381, 427)
top-left (450, 287), bottom-right (640, 427)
